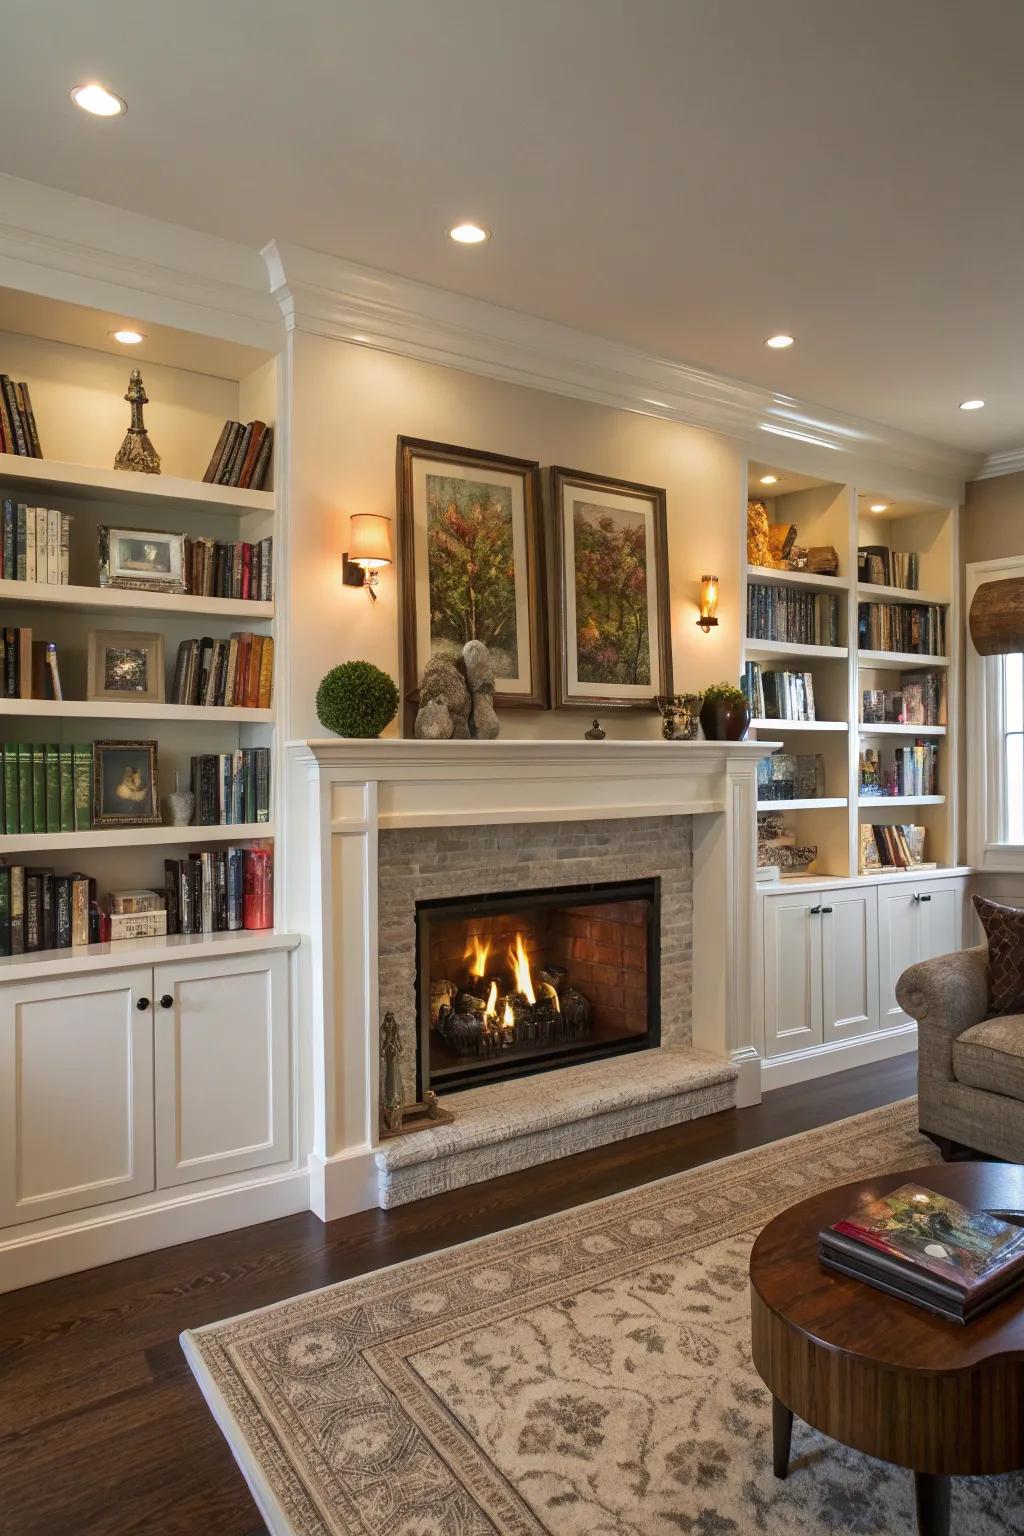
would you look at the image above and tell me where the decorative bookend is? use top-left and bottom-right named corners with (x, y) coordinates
top-left (114, 369), bottom-right (161, 475)
top-left (378, 1009), bottom-right (454, 1141)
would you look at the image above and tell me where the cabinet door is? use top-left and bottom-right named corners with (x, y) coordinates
top-left (821, 888), bottom-right (879, 1044)
top-left (877, 886), bottom-right (923, 1028)
top-left (918, 881), bottom-right (965, 963)
top-left (154, 950), bottom-right (290, 1189)
top-left (0, 968), bottom-right (154, 1227)
top-left (763, 893), bottom-right (822, 1058)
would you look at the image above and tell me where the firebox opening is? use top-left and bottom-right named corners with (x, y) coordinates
top-left (416, 878), bottom-right (660, 1093)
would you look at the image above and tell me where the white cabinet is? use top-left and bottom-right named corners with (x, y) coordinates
top-left (764, 886), bottom-right (880, 1058)
top-left (0, 967), bottom-right (154, 1227)
top-left (879, 878), bottom-right (966, 1027)
top-left (154, 950), bottom-right (290, 1188)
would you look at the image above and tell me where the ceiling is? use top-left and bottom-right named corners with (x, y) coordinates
top-left (3, 0), bottom-right (1023, 456)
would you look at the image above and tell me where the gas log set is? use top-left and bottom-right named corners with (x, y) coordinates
top-left (431, 933), bottom-right (593, 1059)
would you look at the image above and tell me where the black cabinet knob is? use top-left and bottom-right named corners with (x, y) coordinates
top-left (160, 994), bottom-right (174, 1009)
top-left (137, 996), bottom-right (150, 1011)
top-left (821, 905), bottom-right (834, 914)
top-left (809, 905), bottom-right (822, 915)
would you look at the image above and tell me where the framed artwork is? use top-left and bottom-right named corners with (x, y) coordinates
top-left (98, 526), bottom-right (186, 593)
top-left (551, 466), bottom-right (672, 709)
top-left (92, 740), bottom-right (161, 827)
top-left (397, 436), bottom-right (547, 729)
top-left (87, 630), bottom-right (166, 703)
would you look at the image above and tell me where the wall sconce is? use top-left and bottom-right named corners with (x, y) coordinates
top-left (342, 513), bottom-right (393, 601)
top-left (696, 575), bottom-right (719, 633)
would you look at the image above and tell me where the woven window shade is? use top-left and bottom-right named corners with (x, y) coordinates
top-left (969, 577), bottom-right (1024, 655)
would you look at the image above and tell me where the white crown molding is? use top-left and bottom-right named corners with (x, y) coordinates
top-left (264, 240), bottom-right (980, 487)
top-left (974, 447), bottom-right (1024, 481)
top-left (0, 173), bottom-right (281, 350)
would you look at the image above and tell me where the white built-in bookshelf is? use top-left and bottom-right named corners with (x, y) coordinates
top-left (742, 465), bottom-right (960, 881)
top-left (0, 290), bottom-right (281, 960)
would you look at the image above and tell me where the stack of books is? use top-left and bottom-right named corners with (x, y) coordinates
top-left (858, 602), bottom-right (945, 655)
top-left (859, 823), bottom-right (930, 871)
top-left (0, 376), bottom-right (43, 457)
top-left (171, 634), bottom-right (273, 708)
top-left (859, 742), bottom-right (939, 797)
top-left (190, 749), bottom-right (271, 825)
top-left (2, 502), bottom-right (72, 582)
top-left (861, 672), bottom-right (947, 727)
top-left (109, 888), bottom-right (167, 942)
top-left (163, 844), bottom-right (272, 933)
top-left (2, 629), bottom-right (62, 700)
top-left (858, 544), bottom-right (920, 590)
top-left (747, 585), bottom-right (841, 647)
top-left (0, 865), bottom-right (100, 954)
top-left (185, 536), bottom-right (273, 601)
top-left (820, 1182), bottom-right (1024, 1322)
top-left (1, 743), bottom-right (92, 833)
top-left (202, 420), bottom-right (273, 490)
top-left (743, 662), bottom-right (817, 720)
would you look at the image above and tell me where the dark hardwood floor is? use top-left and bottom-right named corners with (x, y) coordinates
top-left (0, 1054), bottom-right (917, 1536)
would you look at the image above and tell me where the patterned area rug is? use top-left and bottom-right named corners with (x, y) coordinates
top-left (183, 1102), bottom-right (1024, 1535)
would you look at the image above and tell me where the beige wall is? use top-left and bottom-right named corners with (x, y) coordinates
top-left (286, 333), bottom-right (745, 741)
top-left (963, 471), bottom-right (1024, 564)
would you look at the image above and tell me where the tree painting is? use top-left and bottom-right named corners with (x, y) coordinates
top-left (426, 474), bottom-right (519, 678)
top-left (572, 500), bottom-right (651, 685)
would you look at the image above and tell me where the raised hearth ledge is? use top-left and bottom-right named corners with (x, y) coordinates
top-left (289, 737), bottom-right (779, 1221)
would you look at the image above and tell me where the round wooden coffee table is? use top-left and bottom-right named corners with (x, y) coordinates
top-left (750, 1162), bottom-right (1024, 1536)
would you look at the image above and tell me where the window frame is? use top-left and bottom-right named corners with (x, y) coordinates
top-left (966, 555), bottom-right (1024, 871)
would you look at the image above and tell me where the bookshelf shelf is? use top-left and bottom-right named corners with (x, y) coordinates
top-left (746, 564), bottom-right (849, 593)
top-left (745, 639), bottom-right (848, 662)
top-left (0, 451), bottom-right (274, 517)
top-left (0, 821), bottom-right (273, 855)
top-left (0, 578), bottom-right (273, 621)
top-left (858, 722), bottom-right (946, 737)
top-left (750, 719), bottom-right (848, 733)
top-left (0, 698), bottom-right (273, 723)
top-left (757, 797), bottom-right (849, 812)
top-left (857, 582), bottom-right (950, 606)
top-left (857, 795), bottom-right (945, 808)
top-left (0, 927), bottom-right (299, 983)
top-left (857, 649), bottom-right (949, 670)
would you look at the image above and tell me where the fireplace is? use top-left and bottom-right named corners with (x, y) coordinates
top-left (416, 878), bottom-right (661, 1092)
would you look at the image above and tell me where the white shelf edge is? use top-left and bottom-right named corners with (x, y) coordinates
top-left (857, 796), bottom-right (946, 808)
top-left (750, 719), bottom-right (848, 733)
top-left (0, 822), bottom-right (274, 854)
top-left (756, 866), bottom-right (972, 893)
top-left (744, 640), bottom-right (849, 660)
top-left (756, 797), bottom-right (848, 811)
top-left (857, 582), bottom-right (950, 606)
top-left (746, 564), bottom-right (849, 592)
top-left (857, 650), bottom-right (949, 669)
top-left (0, 578), bottom-right (273, 620)
top-left (0, 699), bottom-right (273, 723)
top-left (0, 451), bottom-right (274, 515)
top-left (857, 722), bottom-right (947, 736)
top-left (0, 928), bottom-right (300, 982)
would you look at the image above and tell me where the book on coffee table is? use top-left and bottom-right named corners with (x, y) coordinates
top-left (819, 1182), bottom-right (1024, 1323)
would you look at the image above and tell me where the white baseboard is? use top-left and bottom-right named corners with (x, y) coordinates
top-left (0, 1166), bottom-right (311, 1294)
top-left (730, 1047), bottom-right (763, 1107)
top-left (761, 1023), bottom-right (917, 1092)
top-left (308, 1146), bottom-right (378, 1222)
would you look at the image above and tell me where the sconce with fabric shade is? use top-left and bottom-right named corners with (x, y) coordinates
top-left (696, 575), bottom-right (719, 632)
top-left (343, 513), bottom-right (393, 600)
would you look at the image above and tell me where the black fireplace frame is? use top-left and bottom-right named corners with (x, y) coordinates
top-left (415, 876), bottom-right (661, 1094)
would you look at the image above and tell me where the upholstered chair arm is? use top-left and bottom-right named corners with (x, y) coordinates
top-left (896, 945), bottom-right (990, 1083)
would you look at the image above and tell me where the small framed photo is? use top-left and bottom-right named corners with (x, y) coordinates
top-left (99, 526), bottom-right (186, 592)
top-left (93, 740), bottom-right (161, 827)
top-left (87, 630), bottom-right (166, 703)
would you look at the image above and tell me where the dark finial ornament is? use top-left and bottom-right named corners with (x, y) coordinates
top-left (585, 719), bottom-right (606, 740)
top-left (114, 368), bottom-right (161, 475)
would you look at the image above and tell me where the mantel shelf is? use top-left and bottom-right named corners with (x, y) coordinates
top-left (0, 451), bottom-right (274, 516)
top-left (0, 578), bottom-right (273, 620)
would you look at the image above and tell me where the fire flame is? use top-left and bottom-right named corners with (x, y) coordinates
top-left (484, 979), bottom-right (498, 1021)
top-left (464, 934), bottom-right (492, 979)
top-left (503, 998), bottom-right (515, 1028)
top-left (508, 932), bottom-right (536, 1005)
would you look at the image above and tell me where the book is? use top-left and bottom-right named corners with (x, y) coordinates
top-left (17, 745), bottom-right (32, 833)
top-left (110, 889), bottom-right (163, 914)
top-left (71, 876), bottom-right (90, 946)
top-left (44, 745), bottom-right (60, 832)
top-left (31, 743), bottom-right (45, 832)
top-left (202, 419), bottom-right (235, 482)
top-left (243, 846), bottom-right (273, 929)
top-left (58, 746), bottom-right (74, 832)
top-left (9, 865), bottom-right (24, 954)
top-left (47, 508), bottom-right (60, 586)
top-left (110, 909), bottom-right (168, 942)
top-left (1, 377), bottom-right (28, 455)
top-left (0, 865), bottom-right (9, 955)
top-left (820, 1182), bottom-right (1024, 1322)
top-left (73, 743), bottom-right (92, 830)
top-left (20, 382), bottom-right (42, 458)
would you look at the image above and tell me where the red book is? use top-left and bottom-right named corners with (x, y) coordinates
top-left (241, 541), bottom-right (252, 601)
top-left (243, 847), bottom-right (273, 929)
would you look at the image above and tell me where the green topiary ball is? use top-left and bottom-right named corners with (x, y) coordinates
top-left (316, 661), bottom-right (399, 738)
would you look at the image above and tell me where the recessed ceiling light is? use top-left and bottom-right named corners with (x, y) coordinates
top-left (71, 82), bottom-right (126, 117)
top-left (759, 474), bottom-right (779, 486)
top-left (764, 334), bottom-right (795, 350)
top-left (448, 222), bottom-right (489, 245)
top-left (869, 502), bottom-right (888, 513)
top-left (959, 398), bottom-right (985, 411)
top-left (110, 328), bottom-right (144, 345)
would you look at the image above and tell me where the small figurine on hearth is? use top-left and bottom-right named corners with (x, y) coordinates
top-left (114, 368), bottom-right (161, 475)
top-left (380, 1010), bottom-right (404, 1134)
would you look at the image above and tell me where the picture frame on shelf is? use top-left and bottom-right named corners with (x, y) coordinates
top-left (87, 630), bottom-right (166, 704)
top-left (98, 526), bottom-right (186, 593)
top-left (92, 739), bottom-right (161, 827)
top-left (550, 466), bottom-right (672, 709)
top-left (396, 436), bottom-right (548, 730)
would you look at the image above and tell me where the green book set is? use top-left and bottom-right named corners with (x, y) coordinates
top-left (0, 743), bottom-right (92, 834)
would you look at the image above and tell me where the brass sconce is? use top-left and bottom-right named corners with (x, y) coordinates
top-left (697, 575), bottom-right (719, 633)
top-left (342, 513), bottom-right (393, 601)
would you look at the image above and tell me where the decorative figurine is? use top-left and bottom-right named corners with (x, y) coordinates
top-left (656, 694), bottom-right (701, 741)
top-left (585, 719), bottom-right (606, 740)
top-left (380, 1009), bottom-right (404, 1134)
top-left (114, 369), bottom-right (161, 475)
top-left (167, 770), bottom-right (194, 827)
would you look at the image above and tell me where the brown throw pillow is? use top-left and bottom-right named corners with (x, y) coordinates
top-left (974, 895), bottom-right (1024, 1015)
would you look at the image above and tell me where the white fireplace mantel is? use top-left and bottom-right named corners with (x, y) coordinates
top-left (289, 737), bottom-right (778, 1220)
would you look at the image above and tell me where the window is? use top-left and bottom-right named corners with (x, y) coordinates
top-left (967, 556), bottom-right (1024, 868)
top-left (1003, 652), bottom-right (1024, 845)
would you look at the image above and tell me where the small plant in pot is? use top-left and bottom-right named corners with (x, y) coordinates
top-left (699, 681), bottom-right (751, 741)
top-left (316, 660), bottom-right (399, 738)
